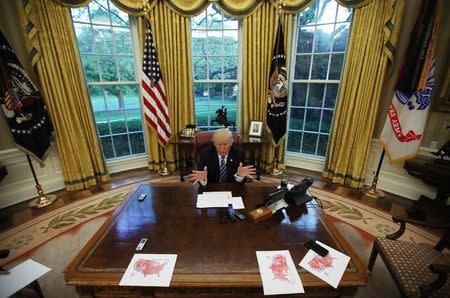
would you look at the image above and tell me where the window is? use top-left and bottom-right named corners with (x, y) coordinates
top-left (71, 0), bottom-right (146, 160)
top-left (287, 0), bottom-right (352, 157)
top-left (191, 4), bottom-right (240, 130)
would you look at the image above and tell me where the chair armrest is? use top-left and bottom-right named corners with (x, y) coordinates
top-left (386, 217), bottom-right (406, 240)
top-left (420, 262), bottom-right (450, 297)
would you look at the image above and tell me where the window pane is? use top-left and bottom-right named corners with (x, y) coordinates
top-left (337, 6), bottom-right (352, 22)
top-left (287, 131), bottom-right (302, 153)
top-left (93, 25), bottom-right (113, 54)
top-left (314, 25), bottom-right (333, 53)
top-left (299, 2), bottom-right (317, 26)
top-left (223, 83), bottom-right (237, 104)
top-left (101, 136), bottom-right (114, 159)
top-left (113, 134), bottom-right (130, 157)
top-left (113, 27), bottom-right (132, 55)
top-left (99, 55), bottom-right (118, 81)
top-left (304, 109), bottom-right (321, 131)
top-left (118, 56), bottom-right (135, 81)
top-left (301, 132), bottom-right (317, 154)
top-left (329, 53), bottom-right (344, 80)
top-left (294, 54), bottom-right (311, 79)
top-left (72, 1), bottom-right (146, 161)
top-left (223, 56), bottom-right (237, 79)
top-left (288, 1), bottom-right (351, 158)
top-left (332, 23), bottom-right (350, 52)
top-left (311, 54), bottom-right (328, 79)
top-left (308, 83), bottom-right (325, 107)
top-left (321, 110), bottom-right (333, 133)
top-left (291, 83), bottom-right (307, 106)
top-left (317, 0), bottom-right (337, 24)
top-left (81, 54), bottom-right (100, 82)
top-left (89, 0), bottom-right (110, 25)
top-left (317, 134), bottom-right (329, 156)
top-left (209, 57), bottom-right (223, 79)
top-left (193, 56), bottom-right (207, 80)
top-left (324, 83), bottom-right (338, 108)
top-left (130, 133), bottom-right (145, 154)
top-left (74, 24), bottom-right (94, 53)
top-left (207, 5), bottom-right (222, 29)
top-left (289, 108), bottom-right (304, 130)
top-left (110, 5), bottom-right (129, 26)
top-left (297, 27), bottom-right (314, 54)
top-left (207, 30), bottom-right (222, 56)
top-left (223, 30), bottom-right (238, 53)
top-left (192, 4), bottom-right (239, 130)
top-left (71, 6), bottom-right (90, 22)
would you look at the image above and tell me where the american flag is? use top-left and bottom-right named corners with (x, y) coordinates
top-left (141, 19), bottom-right (171, 146)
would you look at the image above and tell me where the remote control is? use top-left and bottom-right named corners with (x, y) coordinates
top-left (138, 193), bottom-right (146, 201)
top-left (136, 238), bottom-right (148, 251)
top-left (304, 240), bottom-right (329, 257)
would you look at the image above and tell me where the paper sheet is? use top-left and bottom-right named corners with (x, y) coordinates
top-left (299, 241), bottom-right (350, 288)
top-left (229, 196), bottom-right (244, 209)
top-left (0, 259), bottom-right (51, 298)
top-left (119, 254), bottom-right (177, 287)
top-left (256, 250), bottom-right (304, 295)
top-left (196, 191), bottom-right (236, 208)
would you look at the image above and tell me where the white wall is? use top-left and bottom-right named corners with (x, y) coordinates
top-left (0, 147), bottom-right (65, 209)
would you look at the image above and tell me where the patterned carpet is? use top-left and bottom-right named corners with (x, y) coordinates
top-left (0, 176), bottom-right (440, 297)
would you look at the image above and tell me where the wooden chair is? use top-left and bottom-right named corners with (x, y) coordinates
top-left (192, 130), bottom-right (241, 169)
top-left (368, 202), bottom-right (450, 298)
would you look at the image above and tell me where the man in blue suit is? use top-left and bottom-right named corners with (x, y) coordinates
top-left (189, 128), bottom-right (256, 185)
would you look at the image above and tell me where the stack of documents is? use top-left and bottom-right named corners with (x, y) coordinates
top-left (196, 191), bottom-right (244, 209)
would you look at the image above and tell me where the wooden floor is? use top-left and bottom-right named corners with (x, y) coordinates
top-left (0, 167), bottom-right (413, 233)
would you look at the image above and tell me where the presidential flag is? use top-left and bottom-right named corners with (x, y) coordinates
top-left (0, 31), bottom-right (53, 165)
top-left (141, 18), bottom-right (171, 146)
top-left (267, 20), bottom-right (288, 146)
top-left (380, 61), bottom-right (435, 163)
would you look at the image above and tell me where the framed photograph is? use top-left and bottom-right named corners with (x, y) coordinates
top-left (249, 121), bottom-right (263, 137)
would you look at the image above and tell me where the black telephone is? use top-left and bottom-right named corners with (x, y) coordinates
top-left (284, 178), bottom-right (314, 206)
top-left (255, 187), bottom-right (289, 208)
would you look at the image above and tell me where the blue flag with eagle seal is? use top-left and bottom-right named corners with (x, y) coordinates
top-left (267, 19), bottom-right (287, 146)
top-left (0, 31), bottom-right (53, 165)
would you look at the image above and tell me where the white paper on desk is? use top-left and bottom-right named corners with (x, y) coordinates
top-left (299, 241), bottom-right (350, 288)
top-left (229, 196), bottom-right (244, 209)
top-left (256, 250), bottom-right (304, 295)
top-left (119, 254), bottom-right (177, 287)
top-left (0, 259), bottom-right (51, 298)
top-left (196, 194), bottom-right (229, 208)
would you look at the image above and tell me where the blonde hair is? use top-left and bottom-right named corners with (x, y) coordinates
top-left (212, 128), bottom-right (233, 144)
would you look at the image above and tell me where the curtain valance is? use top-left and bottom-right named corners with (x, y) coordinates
top-left (52, 0), bottom-right (375, 17)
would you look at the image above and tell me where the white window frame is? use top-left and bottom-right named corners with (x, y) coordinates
top-left (190, 4), bottom-right (242, 131)
top-left (286, 2), bottom-right (352, 171)
top-left (71, 1), bottom-right (148, 171)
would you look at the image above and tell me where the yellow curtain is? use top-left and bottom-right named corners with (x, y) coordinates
top-left (141, 2), bottom-right (194, 171)
top-left (19, 0), bottom-right (109, 190)
top-left (242, 2), bottom-right (292, 172)
top-left (322, 0), bottom-right (404, 188)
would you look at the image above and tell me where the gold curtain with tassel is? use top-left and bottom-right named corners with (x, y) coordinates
top-left (141, 2), bottom-right (194, 171)
top-left (322, 0), bottom-right (404, 188)
top-left (19, 0), bottom-right (109, 190)
top-left (242, 2), bottom-right (292, 172)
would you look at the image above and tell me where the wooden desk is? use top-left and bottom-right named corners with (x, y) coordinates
top-left (171, 135), bottom-right (269, 181)
top-left (65, 183), bottom-right (367, 297)
top-left (404, 155), bottom-right (450, 203)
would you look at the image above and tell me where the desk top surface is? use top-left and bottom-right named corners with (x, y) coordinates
top-left (65, 182), bottom-right (367, 288)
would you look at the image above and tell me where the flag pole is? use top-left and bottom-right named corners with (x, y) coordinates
top-left (362, 149), bottom-right (386, 199)
top-left (27, 155), bottom-right (58, 208)
top-left (271, 144), bottom-right (283, 176)
top-left (158, 145), bottom-right (171, 176)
